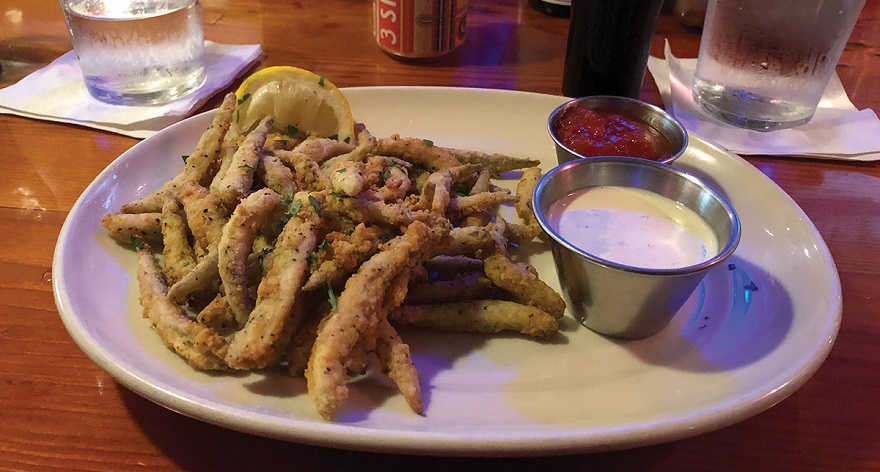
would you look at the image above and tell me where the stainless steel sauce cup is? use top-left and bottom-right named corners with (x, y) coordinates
top-left (532, 157), bottom-right (741, 339)
top-left (548, 96), bottom-right (689, 165)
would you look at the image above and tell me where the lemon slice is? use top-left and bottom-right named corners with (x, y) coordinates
top-left (234, 66), bottom-right (355, 143)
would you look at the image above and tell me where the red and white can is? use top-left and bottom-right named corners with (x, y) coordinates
top-left (372, 0), bottom-right (468, 59)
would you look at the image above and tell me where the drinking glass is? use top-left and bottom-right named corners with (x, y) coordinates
top-left (692, 0), bottom-right (866, 131)
top-left (58, 0), bottom-right (207, 105)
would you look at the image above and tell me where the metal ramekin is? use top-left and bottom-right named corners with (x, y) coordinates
top-left (532, 157), bottom-right (741, 339)
top-left (548, 95), bottom-right (689, 165)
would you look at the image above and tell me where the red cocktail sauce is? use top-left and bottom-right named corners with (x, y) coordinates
top-left (553, 104), bottom-right (673, 160)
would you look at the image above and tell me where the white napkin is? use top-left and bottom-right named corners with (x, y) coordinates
top-left (647, 41), bottom-right (880, 161)
top-left (0, 41), bottom-right (262, 139)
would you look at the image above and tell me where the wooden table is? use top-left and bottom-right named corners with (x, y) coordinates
top-left (2, 1), bottom-right (878, 469)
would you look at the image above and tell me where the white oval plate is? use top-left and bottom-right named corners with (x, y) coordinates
top-left (53, 87), bottom-right (841, 456)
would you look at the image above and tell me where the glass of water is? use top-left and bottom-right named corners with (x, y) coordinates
top-left (58, 0), bottom-right (206, 106)
top-left (692, 0), bottom-right (865, 131)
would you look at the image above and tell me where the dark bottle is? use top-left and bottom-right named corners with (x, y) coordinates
top-left (530, 0), bottom-right (571, 18)
top-left (561, 0), bottom-right (664, 98)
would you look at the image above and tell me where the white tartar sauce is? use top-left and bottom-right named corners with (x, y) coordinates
top-left (547, 186), bottom-right (718, 269)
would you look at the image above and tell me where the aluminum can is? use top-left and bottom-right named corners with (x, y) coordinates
top-left (373, 0), bottom-right (468, 59)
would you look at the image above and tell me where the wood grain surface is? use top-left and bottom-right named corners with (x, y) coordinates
top-left (1, 0), bottom-right (878, 470)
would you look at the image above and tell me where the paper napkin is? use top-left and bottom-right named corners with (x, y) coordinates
top-left (0, 41), bottom-right (262, 139)
top-left (646, 41), bottom-right (880, 161)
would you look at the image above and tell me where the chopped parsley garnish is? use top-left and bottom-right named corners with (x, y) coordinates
top-left (308, 194), bottom-right (322, 216)
top-left (181, 154), bottom-right (190, 162)
top-left (308, 251), bottom-right (319, 271)
top-left (288, 199), bottom-right (303, 217)
top-left (235, 110), bottom-right (240, 123)
top-left (318, 76), bottom-right (325, 87)
top-left (337, 168), bottom-right (347, 173)
top-left (326, 283), bottom-right (338, 311)
top-left (286, 124), bottom-right (301, 137)
top-left (329, 191), bottom-right (351, 199)
top-left (238, 164), bottom-right (255, 171)
top-left (131, 236), bottom-right (143, 250)
top-left (344, 136), bottom-right (351, 144)
top-left (237, 93), bottom-right (251, 105)
top-left (422, 139), bottom-right (434, 147)
top-left (329, 134), bottom-right (339, 141)
top-left (279, 199), bottom-right (302, 230)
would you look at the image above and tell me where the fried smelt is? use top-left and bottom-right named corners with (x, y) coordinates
top-left (160, 193), bottom-right (196, 284)
top-left (208, 145), bottom-right (238, 195)
top-left (306, 221), bottom-right (434, 420)
top-left (447, 148), bottom-right (541, 175)
top-left (174, 181), bottom-right (228, 257)
top-left (286, 305), bottom-right (327, 377)
top-left (375, 164), bottom-right (412, 202)
top-left (422, 255), bottom-right (484, 276)
top-left (278, 135), bottom-right (355, 166)
top-left (483, 253), bottom-right (566, 319)
top-left (214, 116), bottom-right (274, 209)
top-left (275, 148), bottom-right (333, 192)
top-left (504, 222), bottom-right (543, 245)
top-left (106, 106), bottom-right (573, 420)
top-left (218, 188), bottom-right (283, 328)
top-left (515, 167), bottom-right (542, 226)
top-left (405, 271), bottom-right (496, 304)
top-left (224, 193), bottom-right (324, 370)
top-left (446, 191), bottom-right (518, 217)
top-left (184, 92), bottom-right (238, 183)
top-left (344, 337), bottom-right (373, 378)
top-left (303, 224), bottom-right (384, 291)
top-left (196, 294), bottom-right (237, 331)
top-left (430, 224), bottom-right (497, 258)
top-left (135, 244), bottom-right (228, 370)
top-left (330, 161), bottom-right (374, 197)
top-left (101, 212), bottom-right (163, 245)
top-left (376, 318), bottom-right (422, 412)
top-left (258, 152), bottom-right (297, 197)
top-left (324, 191), bottom-right (433, 228)
top-left (375, 134), bottom-right (462, 172)
top-left (416, 164), bottom-right (481, 213)
top-left (167, 250), bottom-right (218, 305)
top-left (389, 300), bottom-right (558, 338)
top-left (461, 169), bottom-right (494, 227)
top-left (121, 93), bottom-right (237, 214)
top-left (320, 129), bottom-right (379, 173)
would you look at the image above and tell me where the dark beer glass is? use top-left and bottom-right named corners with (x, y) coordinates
top-left (562, 0), bottom-right (664, 98)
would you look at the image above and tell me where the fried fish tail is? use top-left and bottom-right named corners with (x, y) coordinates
top-left (376, 317), bottom-right (422, 414)
top-left (483, 253), bottom-right (566, 319)
top-left (101, 212), bottom-right (163, 245)
top-left (135, 244), bottom-right (228, 370)
top-left (224, 192), bottom-right (324, 370)
top-left (389, 300), bottom-right (558, 338)
top-left (305, 221), bottom-right (434, 420)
